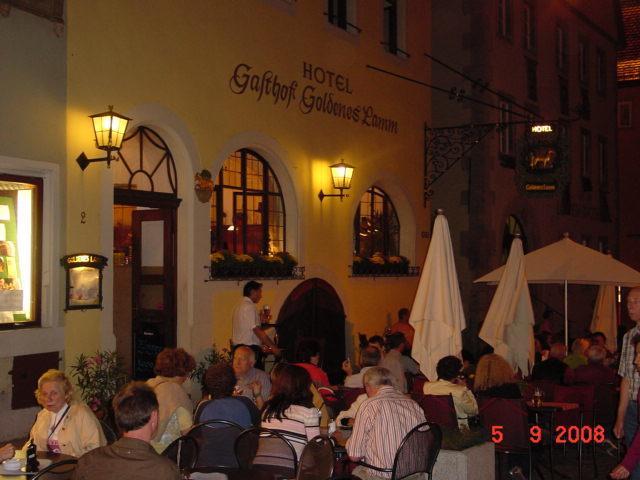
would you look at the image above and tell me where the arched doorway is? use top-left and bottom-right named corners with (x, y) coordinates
top-left (277, 278), bottom-right (346, 383)
top-left (112, 126), bottom-right (181, 379)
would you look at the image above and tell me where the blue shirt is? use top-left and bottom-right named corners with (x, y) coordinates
top-left (195, 397), bottom-right (255, 428)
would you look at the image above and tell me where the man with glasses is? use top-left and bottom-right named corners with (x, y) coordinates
top-left (614, 287), bottom-right (640, 480)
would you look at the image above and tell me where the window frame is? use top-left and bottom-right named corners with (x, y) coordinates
top-left (353, 186), bottom-right (400, 258)
top-left (618, 101), bottom-right (633, 128)
top-left (598, 136), bottom-right (608, 191)
top-left (556, 24), bottom-right (568, 72)
top-left (580, 129), bottom-right (592, 189)
top-left (211, 149), bottom-right (286, 255)
top-left (578, 39), bottom-right (589, 85)
top-left (0, 173), bottom-right (43, 330)
top-left (499, 101), bottom-right (515, 155)
top-left (526, 57), bottom-right (538, 102)
top-left (523, 2), bottom-right (536, 51)
top-left (596, 48), bottom-right (606, 95)
top-left (497, 0), bottom-right (513, 40)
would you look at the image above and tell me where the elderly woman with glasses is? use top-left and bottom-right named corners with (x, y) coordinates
top-left (27, 369), bottom-right (105, 457)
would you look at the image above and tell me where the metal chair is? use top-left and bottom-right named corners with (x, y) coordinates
top-left (31, 459), bottom-right (78, 480)
top-left (356, 421), bottom-right (442, 480)
top-left (295, 435), bottom-right (334, 480)
top-left (413, 394), bottom-right (459, 430)
top-left (479, 397), bottom-right (533, 480)
top-left (234, 427), bottom-right (298, 479)
top-left (162, 435), bottom-right (199, 471)
top-left (187, 419), bottom-right (244, 472)
top-left (99, 419), bottom-right (118, 444)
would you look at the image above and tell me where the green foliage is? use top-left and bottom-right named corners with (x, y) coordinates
top-left (69, 351), bottom-right (128, 413)
top-left (190, 344), bottom-right (232, 390)
top-left (209, 250), bottom-right (298, 278)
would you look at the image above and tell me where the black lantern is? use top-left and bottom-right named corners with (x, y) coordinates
top-left (60, 254), bottom-right (108, 311)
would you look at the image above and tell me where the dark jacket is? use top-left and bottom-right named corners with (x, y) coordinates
top-left (531, 358), bottom-right (568, 384)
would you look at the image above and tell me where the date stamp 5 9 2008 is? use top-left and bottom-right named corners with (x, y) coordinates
top-left (491, 425), bottom-right (606, 444)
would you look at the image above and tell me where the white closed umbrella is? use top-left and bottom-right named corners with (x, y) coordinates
top-left (409, 210), bottom-right (466, 381)
top-left (590, 285), bottom-right (618, 353)
top-left (479, 237), bottom-right (535, 376)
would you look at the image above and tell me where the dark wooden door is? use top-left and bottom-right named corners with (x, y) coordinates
top-left (10, 352), bottom-right (60, 409)
top-left (276, 279), bottom-right (346, 384)
top-left (132, 208), bottom-right (176, 379)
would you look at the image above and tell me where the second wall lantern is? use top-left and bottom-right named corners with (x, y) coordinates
top-left (318, 161), bottom-right (355, 202)
top-left (76, 106), bottom-right (131, 171)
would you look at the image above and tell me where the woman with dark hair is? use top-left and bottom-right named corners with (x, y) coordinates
top-left (261, 363), bottom-right (320, 458)
top-left (423, 355), bottom-right (478, 428)
top-left (194, 362), bottom-right (259, 427)
top-left (147, 347), bottom-right (196, 452)
top-left (293, 339), bottom-right (331, 388)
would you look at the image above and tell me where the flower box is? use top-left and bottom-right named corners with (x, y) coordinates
top-left (209, 251), bottom-right (302, 280)
top-left (351, 254), bottom-right (419, 277)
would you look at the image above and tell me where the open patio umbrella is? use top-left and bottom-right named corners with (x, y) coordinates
top-left (590, 284), bottom-right (618, 353)
top-left (409, 210), bottom-right (466, 381)
top-left (475, 233), bottom-right (640, 346)
top-left (479, 237), bottom-right (535, 376)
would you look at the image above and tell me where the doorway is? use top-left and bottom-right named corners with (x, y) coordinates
top-left (277, 278), bottom-right (346, 383)
top-left (113, 189), bottom-right (180, 379)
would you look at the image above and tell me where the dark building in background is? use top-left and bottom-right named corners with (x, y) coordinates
top-left (618, 1), bottom-right (640, 277)
top-left (431, 0), bottom-right (624, 348)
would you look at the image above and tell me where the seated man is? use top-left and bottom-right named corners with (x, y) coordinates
top-left (564, 338), bottom-right (590, 370)
top-left (343, 346), bottom-right (382, 388)
top-left (74, 382), bottom-right (180, 480)
top-left (568, 345), bottom-right (619, 386)
top-left (423, 356), bottom-right (478, 428)
top-left (232, 345), bottom-right (271, 407)
top-left (379, 333), bottom-right (420, 393)
top-left (345, 367), bottom-right (426, 480)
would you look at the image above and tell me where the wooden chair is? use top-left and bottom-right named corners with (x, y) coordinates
top-left (413, 394), bottom-right (459, 430)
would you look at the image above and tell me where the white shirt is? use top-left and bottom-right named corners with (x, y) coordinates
top-left (232, 296), bottom-right (260, 346)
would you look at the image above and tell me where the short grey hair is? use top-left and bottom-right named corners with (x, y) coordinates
top-left (363, 366), bottom-right (394, 387)
top-left (234, 345), bottom-right (256, 362)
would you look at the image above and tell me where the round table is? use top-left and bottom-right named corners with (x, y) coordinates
top-left (0, 452), bottom-right (75, 480)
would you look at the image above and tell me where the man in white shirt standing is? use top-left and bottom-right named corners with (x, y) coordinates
top-left (232, 280), bottom-right (281, 369)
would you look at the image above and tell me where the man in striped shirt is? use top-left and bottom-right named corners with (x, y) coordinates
top-left (346, 367), bottom-right (426, 480)
top-left (615, 287), bottom-right (640, 479)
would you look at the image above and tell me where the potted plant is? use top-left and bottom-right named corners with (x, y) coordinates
top-left (194, 169), bottom-right (214, 203)
top-left (70, 351), bottom-right (128, 423)
top-left (191, 344), bottom-right (232, 392)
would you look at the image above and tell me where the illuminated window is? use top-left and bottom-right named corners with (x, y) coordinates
top-left (354, 187), bottom-right (399, 258)
top-left (211, 149), bottom-right (285, 254)
top-left (0, 174), bottom-right (42, 327)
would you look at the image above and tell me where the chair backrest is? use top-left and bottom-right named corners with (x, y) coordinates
top-left (411, 375), bottom-right (428, 396)
top-left (478, 397), bottom-right (529, 452)
top-left (235, 427), bottom-right (298, 477)
top-left (187, 419), bottom-right (244, 471)
top-left (414, 394), bottom-right (458, 430)
top-left (100, 419), bottom-right (118, 444)
top-left (340, 387), bottom-right (366, 410)
top-left (593, 383), bottom-right (618, 430)
top-left (391, 422), bottom-right (442, 480)
top-left (32, 459), bottom-right (78, 480)
top-left (296, 435), bottom-right (334, 480)
top-left (162, 435), bottom-right (199, 471)
top-left (553, 384), bottom-right (596, 426)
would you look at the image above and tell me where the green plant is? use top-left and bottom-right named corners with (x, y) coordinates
top-left (70, 351), bottom-right (128, 414)
top-left (191, 344), bottom-right (232, 390)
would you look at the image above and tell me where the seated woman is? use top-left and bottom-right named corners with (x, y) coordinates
top-left (194, 362), bottom-right (259, 427)
top-left (260, 364), bottom-right (320, 460)
top-left (146, 347), bottom-right (196, 452)
top-left (293, 339), bottom-right (331, 388)
top-left (473, 354), bottom-right (522, 398)
top-left (423, 356), bottom-right (478, 428)
top-left (28, 369), bottom-right (105, 457)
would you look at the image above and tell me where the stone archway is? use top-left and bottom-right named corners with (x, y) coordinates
top-left (276, 278), bottom-right (346, 383)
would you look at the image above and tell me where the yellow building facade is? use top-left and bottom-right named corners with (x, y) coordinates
top-left (1, 0), bottom-right (431, 438)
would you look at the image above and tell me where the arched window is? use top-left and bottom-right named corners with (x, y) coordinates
top-left (211, 149), bottom-right (285, 254)
top-left (502, 215), bottom-right (527, 262)
top-left (354, 186), bottom-right (400, 257)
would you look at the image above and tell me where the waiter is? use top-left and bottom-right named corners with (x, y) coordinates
top-left (231, 280), bottom-right (281, 369)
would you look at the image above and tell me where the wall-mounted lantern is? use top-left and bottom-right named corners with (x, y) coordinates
top-left (318, 161), bottom-right (355, 202)
top-left (76, 106), bottom-right (131, 171)
top-left (60, 254), bottom-right (108, 311)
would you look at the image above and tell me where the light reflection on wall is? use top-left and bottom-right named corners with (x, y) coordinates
top-left (17, 189), bottom-right (32, 319)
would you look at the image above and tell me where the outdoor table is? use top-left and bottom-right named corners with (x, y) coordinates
top-left (526, 401), bottom-right (581, 480)
top-left (0, 452), bottom-right (75, 480)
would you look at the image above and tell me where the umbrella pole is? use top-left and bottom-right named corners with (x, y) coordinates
top-left (564, 280), bottom-right (569, 348)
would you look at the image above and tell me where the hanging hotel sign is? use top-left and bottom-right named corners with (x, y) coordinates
top-left (229, 61), bottom-right (399, 134)
top-left (515, 122), bottom-right (568, 196)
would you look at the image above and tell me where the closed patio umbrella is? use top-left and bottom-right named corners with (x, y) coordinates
top-left (409, 210), bottom-right (466, 381)
top-left (590, 284), bottom-right (618, 353)
top-left (476, 233), bottom-right (640, 346)
top-left (479, 236), bottom-right (535, 376)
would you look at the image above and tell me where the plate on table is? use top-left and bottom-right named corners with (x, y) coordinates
top-left (1, 458), bottom-right (52, 476)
